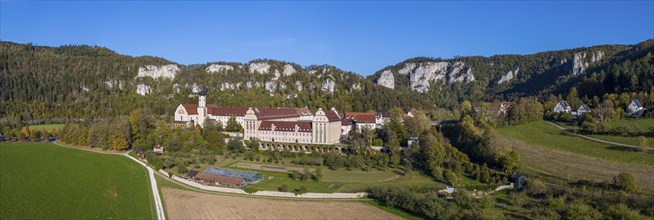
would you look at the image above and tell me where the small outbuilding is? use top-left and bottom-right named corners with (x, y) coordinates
top-left (510, 174), bottom-right (527, 191)
top-left (407, 134), bottom-right (419, 148)
top-left (153, 145), bottom-right (164, 153)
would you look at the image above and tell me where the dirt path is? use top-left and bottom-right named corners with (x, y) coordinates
top-left (161, 188), bottom-right (401, 220)
top-left (498, 135), bottom-right (654, 191)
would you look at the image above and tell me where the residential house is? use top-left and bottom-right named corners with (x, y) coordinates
top-left (576, 104), bottom-right (591, 116)
top-left (628, 99), bottom-right (646, 117)
top-left (343, 112), bottom-right (377, 132)
top-left (553, 101), bottom-right (572, 113)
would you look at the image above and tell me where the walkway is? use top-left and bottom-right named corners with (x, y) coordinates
top-left (545, 121), bottom-right (653, 150)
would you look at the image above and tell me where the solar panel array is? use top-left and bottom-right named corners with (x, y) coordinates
top-left (203, 167), bottom-right (263, 183)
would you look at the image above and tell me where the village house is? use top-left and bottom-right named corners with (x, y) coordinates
top-left (343, 112), bottom-right (377, 132)
top-left (575, 103), bottom-right (591, 116)
top-left (375, 111), bottom-right (390, 128)
top-left (499, 101), bottom-right (513, 115)
top-left (628, 99), bottom-right (646, 117)
top-left (553, 100), bottom-right (572, 113)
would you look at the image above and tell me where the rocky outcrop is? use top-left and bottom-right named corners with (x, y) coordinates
top-left (377, 70), bottom-right (395, 89)
top-left (206, 64), bottom-right (234, 73)
top-left (283, 64), bottom-right (297, 76)
top-left (351, 83), bottom-right (362, 91)
top-left (265, 81), bottom-right (277, 93)
top-left (249, 62), bottom-right (270, 74)
top-left (450, 68), bottom-right (475, 83)
top-left (410, 62), bottom-right (448, 93)
top-left (398, 63), bottom-right (417, 75)
top-left (321, 79), bottom-right (335, 93)
top-left (497, 68), bottom-right (519, 84)
top-left (136, 84), bottom-right (151, 95)
top-left (572, 51), bottom-right (604, 75)
top-left (105, 80), bottom-right (123, 89)
top-left (137, 64), bottom-right (179, 79)
top-left (377, 61), bottom-right (475, 93)
top-left (295, 81), bottom-right (303, 91)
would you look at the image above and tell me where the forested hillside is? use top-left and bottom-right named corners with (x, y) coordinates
top-left (369, 39), bottom-right (654, 108)
top-left (1, 40), bottom-right (652, 124)
top-left (0, 42), bottom-right (433, 124)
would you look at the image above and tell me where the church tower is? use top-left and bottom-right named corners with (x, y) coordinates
top-left (197, 90), bottom-right (207, 127)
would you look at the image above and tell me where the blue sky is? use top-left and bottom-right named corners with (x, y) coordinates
top-left (1, 1), bottom-right (653, 75)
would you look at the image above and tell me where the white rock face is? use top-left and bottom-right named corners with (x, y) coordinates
top-left (498, 68), bottom-right (519, 84)
top-left (190, 83), bottom-right (201, 93)
top-left (295, 81), bottom-right (303, 91)
top-left (410, 62), bottom-right (448, 93)
top-left (220, 82), bottom-right (238, 91)
top-left (321, 79), bottom-right (335, 93)
top-left (398, 63), bottom-right (417, 75)
top-left (272, 69), bottom-right (281, 81)
top-left (378, 61), bottom-right (475, 93)
top-left (105, 80), bottom-right (123, 89)
top-left (377, 70), bottom-right (395, 89)
top-left (572, 51), bottom-right (604, 75)
top-left (283, 64), bottom-right (296, 76)
top-left (137, 64), bottom-right (179, 79)
top-left (451, 68), bottom-right (475, 83)
top-left (249, 62), bottom-right (270, 74)
top-left (308, 70), bottom-right (317, 75)
top-left (351, 83), bottom-right (362, 91)
top-left (265, 81), bottom-right (277, 93)
top-left (136, 84), bottom-right (152, 95)
top-left (206, 64), bottom-right (233, 73)
top-left (81, 85), bottom-right (90, 92)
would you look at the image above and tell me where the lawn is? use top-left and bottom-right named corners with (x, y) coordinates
top-left (499, 121), bottom-right (654, 167)
top-left (0, 143), bottom-right (155, 219)
top-left (27, 124), bottom-right (65, 131)
top-left (587, 134), bottom-right (654, 147)
top-left (224, 163), bottom-right (439, 193)
top-left (611, 118), bottom-right (654, 129)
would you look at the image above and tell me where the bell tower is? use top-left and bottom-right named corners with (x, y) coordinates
top-left (197, 89), bottom-right (207, 127)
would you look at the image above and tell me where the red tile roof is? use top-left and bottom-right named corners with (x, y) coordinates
top-left (325, 110), bottom-right (341, 122)
top-left (208, 107), bottom-right (248, 116)
top-left (344, 112), bottom-right (376, 123)
top-left (194, 173), bottom-right (245, 186)
top-left (182, 104), bottom-right (198, 115)
top-left (341, 118), bottom-right (354, 126)
top-left (258, 121), bottom-right (312, 132)
top-left (254, 108), bottom-right (305, 120)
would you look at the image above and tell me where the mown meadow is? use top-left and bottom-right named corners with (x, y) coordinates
top-left (0, 143), bottom-right (155, 219)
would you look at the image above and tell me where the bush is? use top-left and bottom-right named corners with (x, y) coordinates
top-left (278, 184), bottom-right (289, 192)
top-left (613, 172), bottom-right (640, 192)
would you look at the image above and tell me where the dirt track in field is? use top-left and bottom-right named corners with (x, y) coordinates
top-left (498, 135), bottom-right (654, 191)
top-left (162, 188), bottom-right (402, 220)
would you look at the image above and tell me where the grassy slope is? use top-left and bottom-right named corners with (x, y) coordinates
top-left (498, 121), bottom-right (653, 167)
top-left (0, 143), bottom-right (154, 219)
top-left (554, 118), bottom-right (654, 147)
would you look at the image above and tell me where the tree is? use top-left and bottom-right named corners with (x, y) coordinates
top-left (225, 115), bottom-right (242, 132)
top-left (30, 128), bottom-right (39, 141)
top-left (566, 87), bottom-right (580, 109)
top-left (248, 139), bottom-right (260, 152)
top-left (110, 129), bottom-right (129, 151)
top-left (227, 138), bottom-right (245, 153)
top-left (20, 127), bottom-right (30, 139)
top-left (405, 110), bottom-right (431, 135)
top-left (461, 100), bottom-right (473, 117)
top-left (613, 172), bottom-right (639, 192)
top-left (444, 170), bottom-right (458, 186)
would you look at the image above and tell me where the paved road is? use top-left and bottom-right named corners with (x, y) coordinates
top-left (545, 121), bottom-right (653, 150)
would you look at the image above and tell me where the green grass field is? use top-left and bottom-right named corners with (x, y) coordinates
top-left (553, 118), bottom-right (654, 147)
top-left (0, 143), bottom-right (155, 219)
top-left (611, 118), bottom-right (654, 129)
top-left (499, 121), bottom-right (654, 167)
top-left (225, 163), bottom-right (439, 193)
top-left (27, 124), bottom-right (65, 131)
